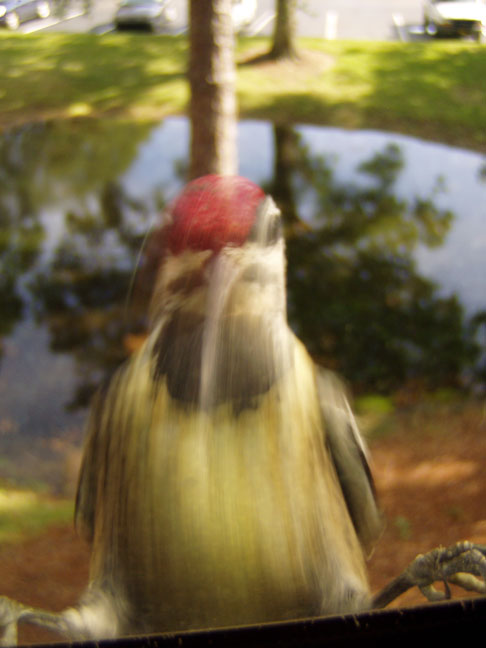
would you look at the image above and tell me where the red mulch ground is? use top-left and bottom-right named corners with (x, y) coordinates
top-left (1, 402), bottom-right (485, 645)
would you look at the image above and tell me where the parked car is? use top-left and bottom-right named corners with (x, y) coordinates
top-left (0, 0), bottom-right (50, 29)
top-left (114, 0), bottom-right (176, 32)
top-left (423, 0), bottom-right (486, 40)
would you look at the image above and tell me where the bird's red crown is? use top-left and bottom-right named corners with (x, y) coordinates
top-left (166, 175), bottom-right (265, 254)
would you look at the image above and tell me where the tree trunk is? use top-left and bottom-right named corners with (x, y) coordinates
top-left (270, 0), bottom-right (298, 60)
top-left (271, 123), bottom-right (300, 226)
top-left (189, 0), bottom-right (237, 179)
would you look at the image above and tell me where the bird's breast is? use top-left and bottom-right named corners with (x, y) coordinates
top-left (99, 335), bottom-right (369, 631)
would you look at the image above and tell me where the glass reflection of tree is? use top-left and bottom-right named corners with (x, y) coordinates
top-left (30, 180), bottom-right (160, 411)
top-left (0, 128), bottom-right (46, 357)
top-left (0, 120), bottom-right (159, 409)
top-left (479, 159), bottom-right (486, 183)
top-left (470, 311), bottom-right (486, 388)
top-left (269, 125), bottom-right (478, 393)
top-left (0, 222), bottom-right (42, 360)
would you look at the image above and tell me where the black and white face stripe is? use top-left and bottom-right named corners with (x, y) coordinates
top-left (148, 196), bottom-right (292, 412)
top-left (247, 196), bottom-right (283, 247)
top-left (151, 310), bottom-right (291, 411)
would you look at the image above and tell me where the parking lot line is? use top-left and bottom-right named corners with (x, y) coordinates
top-left (392, 13), bottom-right (407, 42)
top-left (247, 10), bottom-right (275, 36)
top-left (21, 10), bottom-right (85, 34)
top-left (324, 11), bottom-right (338, 40)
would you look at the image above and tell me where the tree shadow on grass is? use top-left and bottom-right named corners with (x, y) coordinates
top-left (0, 33), bottom-right (189, 124)
top-left (237, 41), bottom-right (486, 149)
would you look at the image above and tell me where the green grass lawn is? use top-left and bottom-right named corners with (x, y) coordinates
top-left (0, 487), bottom-right (73, 543)
top-left (0, 32), bottom-right (485, 149)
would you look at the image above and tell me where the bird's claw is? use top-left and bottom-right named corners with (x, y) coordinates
top-left (0, 596), bottom-right (21, 647)
top-left (372, 540), bottom-right (486, 608)
top-left (0, 596), bottom-right (73, 646)
top-left (405, 541), bottom-right (486, 602)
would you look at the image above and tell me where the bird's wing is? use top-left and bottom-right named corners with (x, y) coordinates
top-left (74, 363), bottom-right (136, 544)
top-left (316, 368), bottom-right (384, 555)
top-left (74, 341), bottom-right (162, 546)
top-left (74, 382), bottom-right (111, 543)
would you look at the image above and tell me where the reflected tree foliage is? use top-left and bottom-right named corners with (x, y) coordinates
top-left (29, 176), bottom-right (165, 409)
top-left (479, 159), bottom-right (486, 183)
top-left (0, 129), bottom-right (45, 348)
top-left (0, 120), bottom-right (160, 406)
top-left (0, 119), bottom-right (482, 414)
top-left (469, 311), bottom-right (486, 387)
top-left (0, 120), bottom-right (154, 206)
top-left (269, 124), bottom-right (479, 392)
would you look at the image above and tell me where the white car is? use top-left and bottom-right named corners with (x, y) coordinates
top-left (114, 0), bottom-right (176, 31)
top-left (0, 0), bottom-right (50, 30)
top-left (423, 0), bottom-right (486, 40)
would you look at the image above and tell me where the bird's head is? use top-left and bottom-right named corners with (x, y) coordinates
top-left (147, 175), bottom-right (287, 326)
top-left (165, 174), bottom-right (268, 255)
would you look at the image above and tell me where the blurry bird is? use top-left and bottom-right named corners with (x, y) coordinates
top-left (1, 175), bottom-right (384, 642)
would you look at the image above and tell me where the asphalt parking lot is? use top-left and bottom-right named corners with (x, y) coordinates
top-left (6, 0), bottom-right (484, 44)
